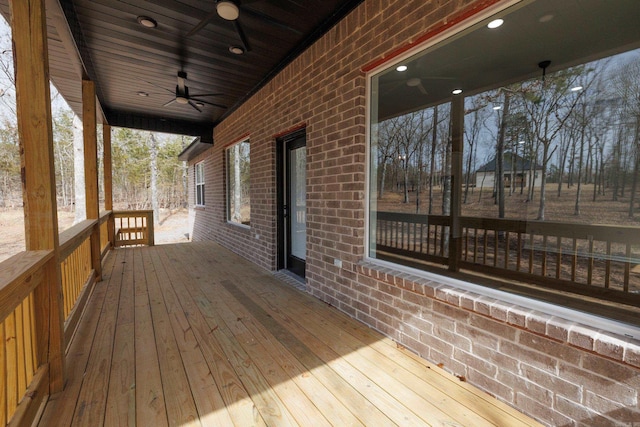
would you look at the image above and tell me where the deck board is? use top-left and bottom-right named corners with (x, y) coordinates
top-left (37, 241), bottom-right (543, 427)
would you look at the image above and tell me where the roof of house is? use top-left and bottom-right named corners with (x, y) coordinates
top-left (476, 152), bottom-right (542, 173)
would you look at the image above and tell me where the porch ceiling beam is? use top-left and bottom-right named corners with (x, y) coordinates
top-left (105, 110), bottom-right (214, 144)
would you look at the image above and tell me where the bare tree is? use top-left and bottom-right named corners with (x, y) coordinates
top-left (520, 65), bottom-right (585, 220)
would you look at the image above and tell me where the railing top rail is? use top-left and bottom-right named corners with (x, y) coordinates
top-left (0, 250), bottom-right (53, 321)
top-left (375, 211), bottom-right (640, 243)
top-left (113, 210), bottom-right (153, 217)
top-left (59, 219), bottom-right (98, 259)
top-left (99, 210), bottom-right (112, 224)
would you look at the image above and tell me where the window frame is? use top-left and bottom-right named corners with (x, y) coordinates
top-left (195, 161), bottom-right (205, 207)
top-left (226, 139), bottom-right (251, 227)
top-left (363, 0), bottom-right (640, 336)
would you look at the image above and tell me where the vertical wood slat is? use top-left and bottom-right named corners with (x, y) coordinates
top-left (5, 312), bottom-right (17, 418)
top-left (605, 241), bottom-right (612, 289)
top-left (541, 235), bottom-right (548, 277)
top-left (516, 233), bottom-right (522, 272)
top-left (528, 233), bottom-right (534, 274)
top-left (587, 237), bottom-right (594, 285)
top-left (0, 322), bottom-right (5, 426)
top-left (504, 231), bottom-right (510, 269)
top-left (556, 237), bottom-right (562, 279)
top-left (493, 230), bottom-right (498, 267)
top-left (571, 238), bottom-right (578, 282)
top-left (624, 243), bottom-right (631, 292)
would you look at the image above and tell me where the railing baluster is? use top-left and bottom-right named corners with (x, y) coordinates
top-left (528, 233), bottom-right (534, 274)
top-left (587, 237), bottom-right (594, 285)
top-left (556, 236), bottom-right (562, 279)
top-left (473, 228), bottom-right (478, 264)
top-left (571, 237), bottom-right (578, 282)
top-left (541, 235), bottom-right (548, 277)
top-left (624, 243), bottom-right (631, 292)
top-left (483, 229), bottom-right (488, 265)
top-left (504, 231), bottom-right (510, 269)
top-left (493, 230), bottom-right (500, 267)
top-left (516, 232), bottom-right (522, 272)
top-left (605, 241), bottom-right (611, 289)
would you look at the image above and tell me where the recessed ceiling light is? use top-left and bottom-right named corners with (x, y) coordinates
top-left (487, 19), bottom-right (504, 29)
top-left (217, 1), bottom-right (240, 21)
top-left (493, 105), bottom-right (502, 110)
top-left (137, 91), bottom-right (149, 97)
top-left (539, 13), bottom-right (554, 23)
top-left (137, 16), bottom-right (157, 28)
top-left (396, 65), bottom-right (408, 72)
top-left (571, 86), bottom-right (583, 92)
top-left (452, 89), bottom-right (463, 95)
top-left (518, 141), bottom-right (525, 144)
top-left (229, 46), bottom-right (245, 55)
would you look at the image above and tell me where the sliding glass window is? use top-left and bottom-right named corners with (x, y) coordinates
top-left (368, 0), bottom-right (640, 309)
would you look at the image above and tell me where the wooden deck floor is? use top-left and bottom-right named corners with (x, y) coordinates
top-left (38, 241), bottom-right (542, 426)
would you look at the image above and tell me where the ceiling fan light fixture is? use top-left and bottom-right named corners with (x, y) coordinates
top-left (487, 18), bottom-right (504, 29)
top-left (406, 77), bottom-right (421, 87)
top-left (229, 45), bottom-right (245, 55)
top-left (137, 16), bottom-right (157, 28)
top-left (176, 96), bottom-right (189, 105)
top-left (217, 1), bottom-right (240, 21)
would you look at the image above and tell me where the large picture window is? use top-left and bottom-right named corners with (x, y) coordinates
top-left (227, 140), bottom-right (250, 226)
top-left (368, 0), bottom-right (640, 311)
top-left (195, 162), bottom-right (205, 207)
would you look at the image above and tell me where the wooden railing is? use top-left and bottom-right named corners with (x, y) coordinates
top-left (375, 211), bottom-right (640, 302)
top-left (114, 210), bottom-right (155, 247)
top-left (0, 250), bottom-right (54, 426)
top-left (0, 209), bottom-right (156, 425)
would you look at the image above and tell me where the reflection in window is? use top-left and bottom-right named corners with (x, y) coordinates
top-left (227, 140), bottom-right (250, 226)
top-left (195, 162), bottom-right (205, 206)
top-left (368, 0), bottom-right (640, 308)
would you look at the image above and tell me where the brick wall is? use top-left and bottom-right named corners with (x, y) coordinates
top-left (188, 0), bottom-right (640, 424)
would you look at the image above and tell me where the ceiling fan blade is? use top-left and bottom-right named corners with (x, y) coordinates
top-left (234, 20), bottom-right (251, 52)
top-left (189, 93), bottom-right (224, 97)
top-left (242, 7), bottom-right (302, 35)
top-left (191, 98), bottom-right (228, 109)
top-left (163, 99), bottom-right (176, 107)
top-left (187, 9), bottom-right (219, 37)
top-left (188, 100), bottom-right (203, 112)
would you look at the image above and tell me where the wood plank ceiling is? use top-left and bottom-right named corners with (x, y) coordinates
top-left (0, 0), bottom-right (363, 142)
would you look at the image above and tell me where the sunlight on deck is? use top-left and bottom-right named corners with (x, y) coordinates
top-left (37, 241), bottom-right (542, 426)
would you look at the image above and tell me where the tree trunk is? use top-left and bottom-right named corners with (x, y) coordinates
top-left (629, 119), bottom-right (640, 218)
top-left (537, 142), bottom-right (550, 220)
top-left (428, 106), bottom-right (438, 214)
top-left (496, 92), bottom-right (510, 218)
top-left (73, 114), bottom-right (85, 223)
top-left (574, 108), bottom-right (585, 216)
top-left (150, 133), bottom-right (159, 224)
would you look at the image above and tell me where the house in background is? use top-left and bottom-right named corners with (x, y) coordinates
top-left (475, 152), bottom-right (543, 189)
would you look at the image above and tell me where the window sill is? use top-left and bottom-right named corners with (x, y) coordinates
top-left (226, 221), bottom-right (251, 231)
top-left (357, 258), bottom-right (640, 369)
